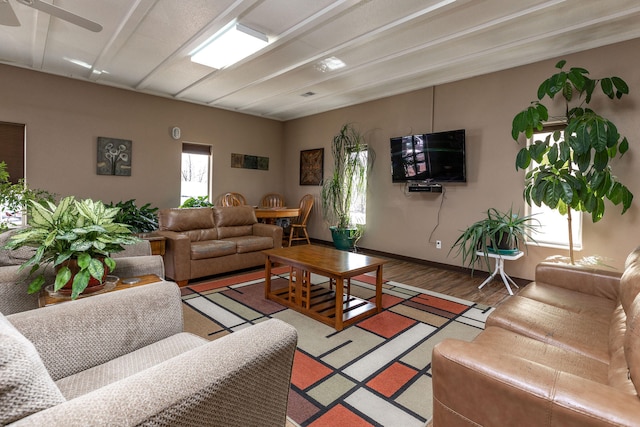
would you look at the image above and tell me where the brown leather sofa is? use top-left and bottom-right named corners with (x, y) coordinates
top-left (156, 205), bottom-right (282, 286)
top-left (432, 247), bottom-right (640, 426)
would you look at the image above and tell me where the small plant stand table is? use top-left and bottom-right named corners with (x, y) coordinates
top-left (476, 250), bottom-right (524, 295)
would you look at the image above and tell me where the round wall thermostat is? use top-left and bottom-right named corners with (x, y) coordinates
top-left (171, 126), bottom-right (181, 140)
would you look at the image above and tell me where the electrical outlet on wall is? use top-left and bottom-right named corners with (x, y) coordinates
top-left (436, 240), bottom-right (442, 249)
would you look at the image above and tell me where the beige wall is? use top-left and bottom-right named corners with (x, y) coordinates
top-left (284, 38), bottom-right (640, 279)
top-left (2, 38), bottom-right (639, 280)
top-left (0, 64), bottom-right (284, 209)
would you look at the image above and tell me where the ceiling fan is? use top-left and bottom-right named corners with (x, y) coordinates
top-left (0, 0), bottom-right (102, 32)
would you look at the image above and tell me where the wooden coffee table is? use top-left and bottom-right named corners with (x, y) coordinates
top-left (263, 245), bottom-right (386, 331)
top-left (39, 274), bottom-right (162, 307)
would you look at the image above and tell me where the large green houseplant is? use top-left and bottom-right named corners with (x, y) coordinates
top-left (321, 123), bottom-right (371, 250)
top-left (511, 60), bottom-right (633, 264)
top-left (4, 196), bottom-right (139, 299)
top-left (450, 207), bottom-right (540, 274)
top-left (107, 199), bottom-right (159, 234)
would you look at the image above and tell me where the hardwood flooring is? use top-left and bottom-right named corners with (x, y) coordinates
top-left (376, 256), bottom-right (523, 308)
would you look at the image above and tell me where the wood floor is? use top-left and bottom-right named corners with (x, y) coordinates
top-left (377, 256), bottom-right (523, 308)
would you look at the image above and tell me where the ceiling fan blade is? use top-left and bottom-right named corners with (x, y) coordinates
top-left (16, 0), bottom-right (102, 32)
top-left (0, 0), bottom-right (20, 26)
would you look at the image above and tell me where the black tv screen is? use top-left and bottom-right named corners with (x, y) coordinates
top-left (390, 129), bottom-right (466, 183)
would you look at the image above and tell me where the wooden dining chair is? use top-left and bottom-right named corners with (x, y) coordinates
top-left (260, 193), bottom-right (285, 208)
top-left (216, 192), bottom-right (247, 206)
top-left (287, 194), bottom-right (314, 246)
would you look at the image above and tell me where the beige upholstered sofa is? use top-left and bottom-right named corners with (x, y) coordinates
top-left (1, 280), bottom-right (297, 426)
top-left (157, 206), bottom-right (283, 286)
top-left (0, 232), bottom-right (165, 315)
top-left (432, 248), bottom-right (640, 426)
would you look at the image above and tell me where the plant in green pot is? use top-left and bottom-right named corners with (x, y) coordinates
top-left (321, 123), bottom-right (373, 251)
top-left (449, 207), bottom-right (540, 274)
top-left (4, 196), bottom-right (139, 299)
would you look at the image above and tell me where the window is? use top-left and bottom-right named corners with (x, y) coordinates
top-left (181, 143), bottom-right (212, 205)
top-left (0, 122), bottom-right (26, 229)
top-left (526, 129), bottom-right (582, 250)
top-left (349, 148), bottom-right (368, 226)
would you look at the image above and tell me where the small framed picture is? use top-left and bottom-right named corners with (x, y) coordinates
top-left (300, 148), bottom-right (324, 185)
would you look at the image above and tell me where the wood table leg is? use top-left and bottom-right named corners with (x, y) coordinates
top-left (335, 277), bottom-right (344, 331)
top-left (264, 256), bottom-right (272, 298)
top-left (376, 265), bottom-right (383, 312)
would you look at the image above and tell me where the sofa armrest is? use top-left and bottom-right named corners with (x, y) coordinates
top-left (432, 339), bottom-right (640, 426)
top-left (535, 262), bottom-right (621, 300)
top-left (7, 281), bottom-right (183, 381)
top-left (11, 319), bottom-right (298, 427)
top-left (154, 230), bottom-right (191, 282)
top-left (0, 265), bottom-right (40, 315)
top-left (112, 254), bottom-right (165, 279)
top-left (253, 223), bottom-right (283, 249)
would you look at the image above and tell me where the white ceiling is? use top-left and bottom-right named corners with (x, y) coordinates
top-left (1, 0), bottom-right (640, 121)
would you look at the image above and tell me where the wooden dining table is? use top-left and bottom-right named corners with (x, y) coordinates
top-left (254, 207), bottom-right (300, 220)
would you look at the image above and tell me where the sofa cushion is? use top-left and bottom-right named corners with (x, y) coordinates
top-left (226, 236), bottom-right (274, 254)
top-left (217, 225), bottom-right (254, 239)
top-left (621, 248), bottom-right (640, 315)
top-left (626, 295), bottom-right (640, 395)
top-left (56, 332), bottom-right (207, 399)
top-left (0, 313), bottom-right (66, 424)
top-left (159, 207), bottom-right (215, 232)
top-left (519, 282), bottom-right (617, 317)
top-left (183, 228), bottom-right (218, 242)
top-left (214, 205), bottom-right (257, 227)
top-left (473, 326), bottom-right (609, 383)
top-left (487, 294), bottom-right (611, 363)
top-left (191, 240), bottom-right (236, 260)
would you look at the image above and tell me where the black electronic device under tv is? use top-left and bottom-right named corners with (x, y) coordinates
top-left (390, 129), bottom-right (466, 183)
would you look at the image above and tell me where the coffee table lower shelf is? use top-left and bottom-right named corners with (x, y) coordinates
top-left (268, 283), bottom-right (377, 330)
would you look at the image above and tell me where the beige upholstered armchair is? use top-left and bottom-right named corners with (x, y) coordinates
top-left (0, 232), bottom-right (165, 315)
top-left (1, 281), bottom-right (297, 426)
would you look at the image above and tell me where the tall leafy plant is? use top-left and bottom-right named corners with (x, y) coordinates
top-left (5, 196), bottom-right (139, 299)
top-left (321, 123), bottom-right (368, 230)
top-left (0, 161), bottom-right (55, 231)
top-left (511, 60), bottom-right (633, 264)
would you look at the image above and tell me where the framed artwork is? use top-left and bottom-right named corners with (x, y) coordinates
top-left (231, 153), bottom-right (269, 170)
top-left (300, 148), bottom-right (324, 185)
top-left (97, 137), bottom-right (132, 176)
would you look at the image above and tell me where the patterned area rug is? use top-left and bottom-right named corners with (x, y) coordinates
top-left (180, 267), bottom-right (493, 427)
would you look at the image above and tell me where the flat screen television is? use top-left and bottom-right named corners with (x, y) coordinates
top-left (390, 129), bottom-right (466, 183)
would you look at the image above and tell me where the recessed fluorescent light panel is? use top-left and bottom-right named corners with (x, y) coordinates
top-left (315, 56), bottom-right (346, 72)
top-left (191, 22), bottom-right (269, 69)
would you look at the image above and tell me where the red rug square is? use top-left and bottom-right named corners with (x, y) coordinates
top-left (308, 404), bottom-right (374, 427)
top-left (366, 362), bottom-right (418, 397)
top-left (412, 294), bottom-right (468, 314)
top-left (291, 350), bottom-right (333, 390)
top-left (357, 310), bottom-right (416, 339)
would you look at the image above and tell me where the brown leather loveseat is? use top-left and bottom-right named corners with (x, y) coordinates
top-left (432, 247), bottom-right (640, 426)
top-left (156, 205), bottom-right (282, 286)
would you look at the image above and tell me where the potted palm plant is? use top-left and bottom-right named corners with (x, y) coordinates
top-left (4, 196), bottom-right (139, 299)
top-left (321, 123), bottom-right (371, 251)
top-left (449, 207), bottom-right (540, 274)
